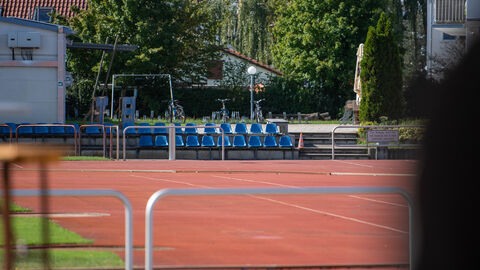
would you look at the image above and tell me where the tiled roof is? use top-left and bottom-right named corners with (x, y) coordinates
top-left (222, 48), bottom-right (283, 76)
top-left (0, 0), bottom-right (88, 19)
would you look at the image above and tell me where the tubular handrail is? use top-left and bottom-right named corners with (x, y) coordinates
top-left (104, 125), bottom-right (120, 160)
top-left (15, 124), bottom-right (78, 155)
top-left (145, 186), bottom-right (415, 270)
top-left (331, 125), bottom-right (424, 160)
top-left (78, 124), bottom-right (106, 158)
top-left (4, 189), bottom-right (133, 270)
top-left (122, 125), bottom-right (225, 161)
top-left (0, 124), bottom-right (13, 143)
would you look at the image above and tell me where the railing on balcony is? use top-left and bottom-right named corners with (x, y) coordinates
top-left (435, 0), bottom-right (466, 24)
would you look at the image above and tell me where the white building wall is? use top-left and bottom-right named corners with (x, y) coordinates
top-left (0, 20), bottom-right (65, 124)
top-left (207, 53), bottom-right (277, 87)
top-left (0, 67), bottom-right (58, 123)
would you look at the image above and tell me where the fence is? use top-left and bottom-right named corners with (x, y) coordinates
top-left (15, 124), bottom-right (78, 155)
top-left (331, 125), bottom-right (424, 160)
top-left (122, 125), bottom-right (226, 161)
top-left (145, 187), bottom-right (415, 270)
top-left (0, 124), bottom-right (13, 143)
top-left (79, 124), bottom-right (119, 160)
top-left (4, 189), bottom-right (133, 270)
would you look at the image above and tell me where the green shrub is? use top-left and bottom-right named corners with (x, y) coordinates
top-left (359, 13), bottom-right (403, 122)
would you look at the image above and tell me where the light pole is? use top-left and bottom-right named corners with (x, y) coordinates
top-left (247, 66), bottom-right (257, 121)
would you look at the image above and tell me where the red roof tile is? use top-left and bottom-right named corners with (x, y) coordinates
top-left (0, 0), bottom-right (88, 19)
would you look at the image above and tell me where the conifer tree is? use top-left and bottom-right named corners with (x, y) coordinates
top-left (359, 12), bottom-right (403, 122)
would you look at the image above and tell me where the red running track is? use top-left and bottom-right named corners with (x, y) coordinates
top-left (8, 160), bottom-right (418, 269)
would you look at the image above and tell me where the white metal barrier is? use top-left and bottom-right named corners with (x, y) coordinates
top-left (331, 125), bottom-right (424, 160)
top-left (6, 189), bottom-right (133, 270)
top-left (122, 125), bottom-right (225, 161)
top-left (145, 187), bottom-right (415, 270)
top-left (15, 124), bottom-right (79, 155)
top-left (0, 124), bottom-right (13, 143)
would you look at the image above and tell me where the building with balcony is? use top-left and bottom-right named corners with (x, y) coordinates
top-left (427, 0), bottom-right (480, 78)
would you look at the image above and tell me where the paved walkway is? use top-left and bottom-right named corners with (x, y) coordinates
top-left (287, 124), bottom-right (358, 133)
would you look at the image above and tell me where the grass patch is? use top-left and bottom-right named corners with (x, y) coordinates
top-left (1, 200), bottom-right (32, 212)
top-left (1, 217), bottom-right (93, 245)
top-left (1, 250), bottom-right (124, 269)
top-left (10, 202), bottom-right (31, 213)
top-left (61, 156), bottom-right (110, 161)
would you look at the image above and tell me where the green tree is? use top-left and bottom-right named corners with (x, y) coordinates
top-left (271, 0), bottom-right (385, 117)
top-left (62, 0), bottom-right (220, 117)
top-left (210, 0), bottom-right (274, 64)
top-left (359, 12), bottom-right (403, 122)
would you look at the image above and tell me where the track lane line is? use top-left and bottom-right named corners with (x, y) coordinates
top-left (248, 195), bottom-right (408, 234)
top-left (212, 175), bottom-right (408, 208)
top-left (132, 173), bottom-right (407, 234)
top-left (348, 195), bottom-right (408, 208)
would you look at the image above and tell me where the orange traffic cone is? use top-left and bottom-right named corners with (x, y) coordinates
top-left (298, 133), bottom-right (304, 149)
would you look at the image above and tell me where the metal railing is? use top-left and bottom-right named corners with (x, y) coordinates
top-left (435, 0), bottom-right (466, 24)
top-left (122, 125), bottom-right (225, 161)
top-left (78, 124), bottom-right (119, 159)
top-left (331, 125), bottom-right (424, 160)
top-left (15, 124), bottom-right (78, 155)
top-left (0, 124), bottom-right (13, 143)
top-left (145, 187), bottom-right (415, 270)
top-left (5, 189), bottom-right (133, 270)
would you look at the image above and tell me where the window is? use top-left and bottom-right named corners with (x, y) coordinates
top-left (207, 60), bottom-right (223, 80)
top-left (0, 6), bottom-right (3, 17)
top-left (33, 7), bottom-right (54, 22)
top-left (443, 33), bottom-right (457, 41)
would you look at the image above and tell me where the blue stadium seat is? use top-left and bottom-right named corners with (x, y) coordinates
top-left (154, 135), bottom-right (168, 147)
top-left (248, 135), bottom-right (262, 147)
top-left (153, 123), bottom-right (168, 134)
top-left (139, 135), bottom-right (153, 147)
top-left (6, 123), bottom-right (18, 134)
top-left (184, 123), bottom-right (198, 134)
top-left (0, 125), bottom-right (10, 135)
top-left (265, 123), bottom-right (278, 134)
top-left (233, 135), bottom-right (247, 147)
top-left (249, 123), bottom-right (263, 134)
top-left (217, 135), bottom-right (232, 147)
top-left (201, 135), bottom-right (216, 147)
top-left (18, 123), bottom-right (33, 134)
top-left (186, 135), bottom-right (200, 147)
top-left (263, 136), bottom-right (278, 147)
top-left (203, 123), bottom-right (217, 134)
top-left (103, 123), bottom-right (116, 135)
top-left (279, 136), bottom-right (293, 147)
top-left (34, 123), bottom-right (49, 134)
top-left (123, 123), bottom-right (136, 134)
top-left (173, 123), bottom-right (183, 134)
top-left (174, 135), bottom-right (184, 147)
top-left (49, 123), bottom-right (65, 135)
top-left (138, 123), bottom-right (152, 134)
top-left (85, 123), bottom-right (102, 134)
top-left (234, 123), bottom-right (248, 134)
top-left (219, 123), bottom-right (233, 134)
top-left (65, 123), bottom-right (79, 134)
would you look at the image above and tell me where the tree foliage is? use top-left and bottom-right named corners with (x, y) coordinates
top-left (270, 0), bottom-right (385, 117)
top-left (62, 0), bottom-right (220, 117)
top-left (210, 0), bottom-right (274, 64)
top-left (359, 13), bottom-right (403, 122)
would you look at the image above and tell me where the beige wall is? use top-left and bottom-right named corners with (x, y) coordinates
top-left (0, 21), bottom-right (66, 124)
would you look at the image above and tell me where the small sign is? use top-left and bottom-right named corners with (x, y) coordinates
top-left (367, 130), bottom-right (399, 143)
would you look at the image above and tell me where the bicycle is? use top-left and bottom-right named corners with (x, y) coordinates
top-left (164, 99), bottom-right (186, 123)
top-left (253, 99), bottom-right (265, 123)
top-left (216, 98), bottom-right (230, 123)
